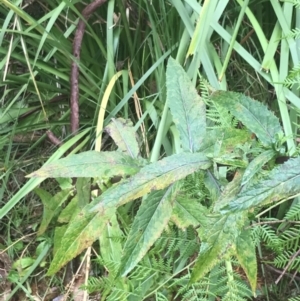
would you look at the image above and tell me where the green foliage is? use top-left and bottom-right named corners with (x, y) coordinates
top-left (25, 56), bottom-right (300, 300)
top-left (3, 1), bottom-right (300, 300)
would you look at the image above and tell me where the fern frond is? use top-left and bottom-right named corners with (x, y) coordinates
top-left (285, 202), bottom-right (300, 221)
top-left (288, 296), bottom-right (300, 301)
top-left (274, 250), bottom-right (300, 270)
top-left (283, 28), bottom-right (300, 39)
top-left (155, 291), bottom-right (170, 301)
top-left (252, 224), bottom-right (282, 252)
top-left (279, 225), bottom-right (300, 251)
top-left (284, 63), bottom-right (300, 89)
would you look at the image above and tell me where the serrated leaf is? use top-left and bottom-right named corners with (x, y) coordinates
top-left (199, 128), bottom-right (251, 157)
top-left (242, 149), bottom-right (276, 185)
top-left (47, 206), bottom-right (115, 275)
top-left (213, 171), bottom-right (243, 213)
top-left (90, 152), bottom-right (211, 212)
top-left (235, 229), bottom-right (257, 293)
top-left (105, 118), bottom-right (140, 158)
top-left (27, 151), bottom-right (143, 178)
top-left (223, 157), bottom-right (300, 213)
top-left (35, 188), bottom-right (71, 236)
top-left (166, 57), bottom-right (206, 152)
top-left (119, 186), bottom-right (176, 276)
top-left (172, 196), bottom-right (209, 229)
top-left (190, 212), bottom-right (247, 283)
top-left (211, 91), bottom-right (283, 146)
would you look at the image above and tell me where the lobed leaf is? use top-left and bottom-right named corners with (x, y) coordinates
top-left (210, 91), bottom-right (283, 146)
top-left (90, 152), bottom-right (211, 212)
top-left (48, 152), bottom-right (211, 274)
top-left (27, 151), bottom-right (143, 178)
top-left (166, 57), bottom-right (206, 152)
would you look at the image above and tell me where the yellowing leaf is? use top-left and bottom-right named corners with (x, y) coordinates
top-left (90, 152), bottom-right (211, 212)
top-left (27, 151), bottom-right (143, 178)
top-left (105, 118), bottom-right (140, 158)
top-left (236, 229), bottom-right (257, 294)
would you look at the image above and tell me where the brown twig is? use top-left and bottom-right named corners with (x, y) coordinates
top-left (275, 248), bottom-right (300, 284)
top-left (46, 130), bottom-right (62, 146)
top-left (70, 0), bottom-right (108, 134)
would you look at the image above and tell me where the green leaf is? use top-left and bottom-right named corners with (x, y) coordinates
top-left (242, 149), bottom-right (276, 186)
top-left (53, 225), bottom-right (68, 255)
top-left (76, 177), bottom-right (91, 208)
top-left (0, 107), bottom-right (39, 124)
top-left (203, 171), bottom-right (222, 203)
top-left (214, 156), bottom-right (248, 168)
top-left (172, 195), bottom-right (209, 229)
top-left (211, 91), bottom-right (283, 146)
top-left (27, 151), bottom-right (143, 178)
top-left (235, 229), bottom-right (257, 294)
top-left (119, 186), bottom-right (177, 276)
top-left (99, 213), bottom-right (123, 267)
top-left (90, 152), bottom-right (211, 212)
top-left (166, 57), bottom-right (206, 152)
top-left (199, 128), bottom-right (251, 157)
top-left (48, 153), bottom-right (210, 275)
top-left (223, 157), bottom-right (300, 213)
top-left (35, 188), bottom-right (71, 236)
top-left (190, 212), bottom-right (247, 283)
top-left (213, 171), bottom-right (243, 213)
top-left (58, 195), bottom-right (80, 224)
top-left (47, 207), bottom-right (116, 275)
top-left (105, 118), bottom-right (140, 158)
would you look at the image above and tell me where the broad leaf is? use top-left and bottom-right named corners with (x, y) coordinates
top-left (35, 188), bottom-right (71, 236)
top-left (190, 211), bottom-right (247, 283)
top-left (119, 186), bottom-right (177, 276)
top-left (47, 206), bottom-right (115, 275)
top-left (172, 196), bottom-right (209, 229)
top-left (236, 229), bottom-right (257, 294)
top-left (199, 128), bottom-right (251, 157)
top-left (90, 152), bottom-right (211, 212)
top-left (105, 118), bottom-right (140, 158)
top-left (27, 151), bottom-right (143, 178)
top-left (210, 91), bottom-right (283, 146)
top-left (223, 157), bottom-right (300, 213)
top-left (166, 57), bottom-right (206, 152)
top-left (48, 152), bottom-right (210, 274)
top-left (242, 149), bottom-right (276, 186)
